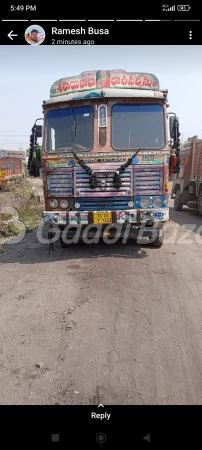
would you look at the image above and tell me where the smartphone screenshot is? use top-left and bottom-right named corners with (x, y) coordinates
top-left (0, 2), bottom-right (201, 447)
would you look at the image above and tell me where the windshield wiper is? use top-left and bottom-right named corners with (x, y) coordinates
top-left (69, 149), bottom-right (99, 189)
top-left (113, 148), bottom-right (142, 190)
top-left (67, 105), bottom-right (99, 189)
top-left (70, 105), bottom-right (77, 139)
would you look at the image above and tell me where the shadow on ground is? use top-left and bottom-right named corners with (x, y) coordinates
top-left (0, 224), bottom-right (156, 264)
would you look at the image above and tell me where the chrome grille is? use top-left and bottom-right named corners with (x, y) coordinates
top-left (74, 168), bottom-right (132, 197)
top-left (47, 171), bottom-right (73, 197)
top-left (134, 166), bottom-right (163, 195)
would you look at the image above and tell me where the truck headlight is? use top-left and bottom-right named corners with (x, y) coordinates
top-left (60, 199), bottom-right (69, 209)
top-left (49, 199), bottom-right (58, 208)
top-left (152, 197), bottom-right (162, 208)
top-left (140, 197), bottom-right (150, 208)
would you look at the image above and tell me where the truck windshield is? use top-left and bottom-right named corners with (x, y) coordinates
top-left (112, 104), bottom-right (165, 150)
top-left (45, 106), bottom-right (94, 152)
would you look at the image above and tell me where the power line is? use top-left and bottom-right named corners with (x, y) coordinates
top-left (0, 139), bottom-right (29, 141)
top-left (0, 131), bottom-right (30, 134)
top-left (0, 139), bottom-right (41, 145)
top-left (0, 134), bottom-right (30, 137)
top-left (0, 130), bottom-right (30, 132)
top-left (0, 144), bottom-right (28, 148)
top-left (183, 129), bottom-right (202, 134)
top-left (0, 142), bottom-right (29, 145)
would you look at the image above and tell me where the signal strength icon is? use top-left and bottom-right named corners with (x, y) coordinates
top-left (162, 4), bottom-right (176, 10)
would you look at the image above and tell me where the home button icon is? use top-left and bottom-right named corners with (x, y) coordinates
top-left (96, 433), bottom-right (106, 443)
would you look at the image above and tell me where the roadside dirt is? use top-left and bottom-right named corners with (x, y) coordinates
top-left (0, 177), bottom-right (43, 246)
top-left (1, 200), bottom-right (202, 405)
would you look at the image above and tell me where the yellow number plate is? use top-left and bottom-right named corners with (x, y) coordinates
top-left (93, 212), bottom-right (112, 224)
top-left (0, 170), bottom-right (5, 181)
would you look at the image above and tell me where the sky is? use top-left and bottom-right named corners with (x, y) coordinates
top-left (0, 45), bottom-right (202, 151)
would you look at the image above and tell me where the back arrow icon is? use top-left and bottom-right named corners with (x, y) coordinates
top-left (143, 434), bottom-right (150, 442)
top-left (8, 31), bottom-right (18, 40)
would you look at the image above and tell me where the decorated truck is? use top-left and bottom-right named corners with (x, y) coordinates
top-left (171, 136), bottom-right (202, 215)
top-left (35, 70), bottom-right (180, 248)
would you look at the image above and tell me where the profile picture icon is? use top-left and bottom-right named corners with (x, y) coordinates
top-left (25, 25), bottom-right (45, 45)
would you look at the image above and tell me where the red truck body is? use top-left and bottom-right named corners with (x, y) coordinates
top-left (171, 136), bottom-right (202, 214)
top-left (0, 157), bottom-right (24, 190)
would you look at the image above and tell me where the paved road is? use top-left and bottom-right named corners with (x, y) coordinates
top-left (0, 201), bottom-right (202, 405)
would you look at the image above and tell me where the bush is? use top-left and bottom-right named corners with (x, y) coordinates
top-left (0, 176), bottom-right (44, 235)
top-left (0, 220), bottom-right (20, 238)
top-left (0, 213), bottom-right (12, 221)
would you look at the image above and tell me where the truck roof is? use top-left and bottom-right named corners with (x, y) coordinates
top-left (44, 87), bottom-right (165, 105)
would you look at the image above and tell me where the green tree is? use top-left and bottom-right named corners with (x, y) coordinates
top-left (36, 145), bottom-right (42, 166)
top-left (29, 145), bottom-right (42, 177)
top-left (30, 156), bottom-right (40, 177)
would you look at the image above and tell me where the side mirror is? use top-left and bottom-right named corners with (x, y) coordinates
top-left (36, 125), bottom-right (42, 138)
top-left (169, 116), bottom-right (175, 139)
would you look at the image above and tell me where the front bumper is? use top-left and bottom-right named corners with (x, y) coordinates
top-left (42, 208), bottom-right (169, 225)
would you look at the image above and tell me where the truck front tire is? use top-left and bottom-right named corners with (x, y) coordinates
top-left (198, 191), bottom-right (202, 216)
top-left (174, 189), bottom-right (183, 211)
top-left (150, 223), bottom-right (164, 248)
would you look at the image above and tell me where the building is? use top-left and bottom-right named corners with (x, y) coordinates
top-left (0, 150), bottom-right (26, 160)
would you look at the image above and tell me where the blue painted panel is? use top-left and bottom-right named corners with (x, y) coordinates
top-left (74, 197), bottom-right (131, 211)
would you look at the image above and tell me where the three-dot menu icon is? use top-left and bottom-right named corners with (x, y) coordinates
top-left (189, 31), bottom-right (192, 39)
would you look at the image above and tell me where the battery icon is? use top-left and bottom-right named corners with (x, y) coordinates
top-left (177, 5), bottom-right (191, 10)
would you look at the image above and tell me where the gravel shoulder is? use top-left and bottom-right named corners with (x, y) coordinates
top-left (1, 201), bottom-right (202, 405)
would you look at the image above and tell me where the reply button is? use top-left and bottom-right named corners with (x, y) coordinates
top-left (91, 412), bottom-right (111, 420)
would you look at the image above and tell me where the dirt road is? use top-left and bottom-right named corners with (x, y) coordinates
top-left (1, 201), bottom-right (202, 405)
